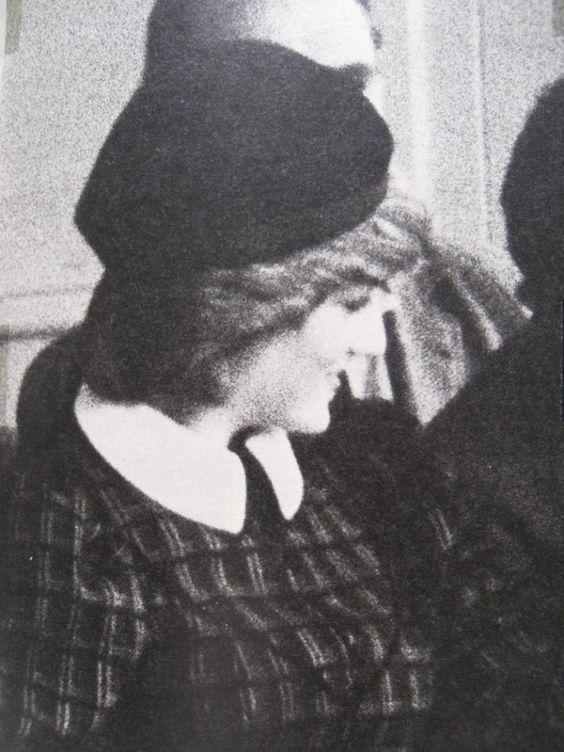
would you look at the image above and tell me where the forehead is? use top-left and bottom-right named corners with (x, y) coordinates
top-left (301, 285), bottom-right (396, 339)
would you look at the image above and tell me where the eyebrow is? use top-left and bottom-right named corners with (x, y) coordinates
top-left (335, 280), bottom-right (385, 310)
top-left (343, 292), bottom-right (371, 312)
top-left (341, 269), bottom-right (390, 291)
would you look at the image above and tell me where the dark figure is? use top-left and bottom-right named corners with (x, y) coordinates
top-left (427, 78), bottom-right (564, 749)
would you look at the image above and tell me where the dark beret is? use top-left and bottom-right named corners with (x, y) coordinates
top-left (75, 41), bottom-right (393, 282)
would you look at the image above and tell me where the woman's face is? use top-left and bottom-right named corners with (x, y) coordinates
top-left (227, 286), bottom-right (396, 434)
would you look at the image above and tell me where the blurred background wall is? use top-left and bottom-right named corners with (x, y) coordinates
top-left (1, 0), bottom-right (563, 426)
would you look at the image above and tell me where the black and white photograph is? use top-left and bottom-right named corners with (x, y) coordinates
top-left (0, 1), bottom-right (562, 750)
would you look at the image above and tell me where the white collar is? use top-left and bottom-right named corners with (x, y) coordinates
top-left (74, 385), bottom-right (303, 534)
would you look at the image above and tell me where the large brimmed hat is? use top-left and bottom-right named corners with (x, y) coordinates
top-left (75, 41), bottom-right (393, 284)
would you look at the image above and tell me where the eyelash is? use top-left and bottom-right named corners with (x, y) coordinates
top-left (344, 297), bottom-right (369, 313)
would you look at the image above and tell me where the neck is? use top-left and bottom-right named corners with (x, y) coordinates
top-left (173, 405), bottom-right (239, 449)
top-left (173, 402), bottom-right (281, 449)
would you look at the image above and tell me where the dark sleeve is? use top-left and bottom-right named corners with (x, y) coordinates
top-left (0, 467), bottom-right (152, 752)
top-left (15, 329), bottom-right (82, 458)
top-left (319, 385), bottom-right (426, 489)
top-left (320, 390), bottom-right (564, 749)
top-left (428, 489), bottom-right (564, 752)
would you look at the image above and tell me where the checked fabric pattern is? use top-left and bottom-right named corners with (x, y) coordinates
top-left (1, 401), bottom-right (558, 751)
top-left (0, 415), bottom-right (452, 752)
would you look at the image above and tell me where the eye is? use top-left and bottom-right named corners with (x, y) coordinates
top-left (343, 295), bottom-right (370, 313)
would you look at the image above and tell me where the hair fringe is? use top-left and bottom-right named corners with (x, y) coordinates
top-left (80, 207), bottom-right (424, 409)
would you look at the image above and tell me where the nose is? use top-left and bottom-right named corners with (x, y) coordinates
top-left (347, 314), bottom-right (387, 357)
top-left (347, 292), bottom-right (399, 357)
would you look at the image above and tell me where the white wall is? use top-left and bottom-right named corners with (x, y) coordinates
top-left (479, 0), bottom-right (564, 249)
top-left (0, 0), bottom-right (6, 86)
top-left (375, 0), bottom-right (564, 257)
top-left (0, 0), bottom-right (153, 300)
top-left (0, 0), bottom-right (154, 424)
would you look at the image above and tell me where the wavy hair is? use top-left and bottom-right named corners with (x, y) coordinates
top-left (79, 213), bottom-right (421, 412)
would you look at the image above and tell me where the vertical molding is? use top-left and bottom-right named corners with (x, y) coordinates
top-left (5, 0), bottom-right (22, 54)
top-left (1, 0), bottom-right (8, 421)
top-left (554, 0), bottom-right (564, 35)
top-left (473, 0), bottom-right (491, 245)
top-left (405, 0), bottom-right (434, 208)
top-left (408, 0), bottom-right (488, 248)
top-left (477, 0), bottom-right (563, 255)
top-left (475, 0), bottom-right (518, 250)
top-left (0, 337), bottom-right (7, 426)
top-left (0, 0), bottom-right (6, 86)
top-left (370, 0), bottom-right (416, 186)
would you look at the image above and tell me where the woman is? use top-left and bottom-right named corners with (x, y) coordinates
top-left (144, 0), bottom-right (527, 425)
top-left (0, 40), bottom-right (542, 752)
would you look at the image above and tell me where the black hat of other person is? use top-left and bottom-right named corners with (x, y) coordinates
top-left (75, 41), bottom-right (393, 283)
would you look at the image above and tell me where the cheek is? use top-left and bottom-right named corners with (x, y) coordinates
top-left (368, 314), bottom-right (388, 355)
top-left (287, 353), bottom-right (331, 398)
top-left (259, 349), bottom-right (327, 417)
top-left (347, 306), bottom-right (390, 356)
top-left (277, 345), bottom-right (338, 421)
top-left (283, 366), bottom-right (335, 433)
top-left (301, 307), bottom-right (352, 368)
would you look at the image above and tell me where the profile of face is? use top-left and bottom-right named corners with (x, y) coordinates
top-left (226, 286), bottom-right (396, 434)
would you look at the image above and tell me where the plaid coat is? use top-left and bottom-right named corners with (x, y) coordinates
top-left (0, 387), bottom-right (559, 751)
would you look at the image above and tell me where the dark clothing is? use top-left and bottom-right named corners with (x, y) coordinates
top-left (426, 313), bottom-right (564, 749)
top-left (0, 394), bottom-right (449, 752)
top-left (427, 314), bottom-right (564, 575)
top-left (1, 344), bottom-right (560, 751)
